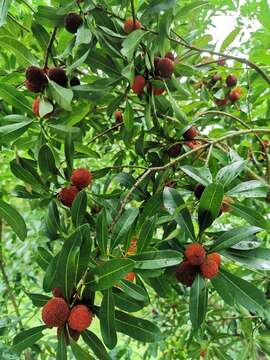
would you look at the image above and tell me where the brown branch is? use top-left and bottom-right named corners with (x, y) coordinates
top-left (130, 0), bottom-right (136, 29)
top-left (87, 122), bottom-right (123, 145)
top-left (44, 27), bottom-right (57, 68)
top-left (0, 218), bottom-right (23, 330)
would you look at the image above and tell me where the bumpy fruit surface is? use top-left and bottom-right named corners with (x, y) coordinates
top-left (124, 18), bottom-right (141, 33)
top-left (25, 66), bottom-right (47, 87)
top-left (184, 140), bottom-right (201, 149)
top-left (70, 77), bottom-right (80, 86)
top-left (58, 186), bottom-right (79, 208)
top-left (52, 287), bottom-right (63, 298)
top-left (208, 252), bottom-right (221, 267)
top-left (175, 260), bottom-right (197, 287)
top-left (228, 87), bottom-right (241, 103)
top-left (185, 243), bottom-right (206, 265)
top-left (194, 183), bottom-right (205, 199)
top-left (127, 239), bottom-right (137, 255)
top-left (71, 168), bottom-right (92, 189)
top-left (226, 74), bottom-right (237, 87)
top-left (156, 58), bottom-right (174, 78)
top-left (167, 143), bottom-right (182, 158)
top-left (48, 67), bottom-right (68, 87)
top-left (64, 13), bottom-right (83, 33)
top-left (124, 272), bottom-right (135, 282)
top-left (42, 297), bottom-right (70, 327)
top-left (165, 51), bottom-right (175, 62)
top-left (183, 126), bottom-right (198, 140)
top-left (200, 258), bottom-right (218, 279)
top-left (68, 305), bottom-right (93, 332)
top-left (25, 80), bottom-right (43, 93)
top-left (132, 75), bottom-right (146, 95)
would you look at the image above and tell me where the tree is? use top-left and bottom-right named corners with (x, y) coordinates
top-left (1, 0), bottom-right (270, 359)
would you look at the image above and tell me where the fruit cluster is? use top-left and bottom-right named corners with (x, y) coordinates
top-left (208, 74), bottom-right (241, 106)
top-left (167, 125), bottom-right (200, 158)
top-left (176, 243), bottom-right (221, 286)
top-left (42, 288), bottom-right (93, 344)
top-left (58, 168), bottom-right (92, 208)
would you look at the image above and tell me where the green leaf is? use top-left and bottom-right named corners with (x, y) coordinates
top-left (131, 250), bottom-right (182, 269)
top-left (163, 187), bottom-right (195, 240)
top-left (220, 28), bottom-right (241, 52)
top-left (198, 183), bottom-right (224, 232)
top-left (0, 200), bottom-right (27, 241)
top-left (38, 144), bottom-right (58, 175)
top-left (212, 269), bottom-right (269, 317)
top-left (123, 101), bottom-right (134, 132)
top-left (216, 160), bottom-right (247, 188)
top-left (27, 293), bottom-right (50, 307)
top-left (82, 330), bottom-right (111, 360)
top-left (12, 326), bottom-right (46, 353)
top-left (0, 36), bottom-right (38, 65)
top-left (111, 208), bottom-right (139, 249)
top-left (113, 288), bottom-right (145, 312)
top-left (39, 97), bottom-right (54, 118)
top-left (115, 310), bottom-right (163, 342)
top-left (100, 289), bottom-right (117, 349)
top-left (71, 190), bottom-right (87, 227)
top-left (231, 203), bottom-right (270, 231)
top-left (0, 0), bottom-right (10, 27)
top-left (179, 166), bottom-right (212, 186)
top-left (174, 63), bottom-right (197, 77)
top-left (227, 180), bottom-right (269, 198)
top-left (118, 279), bottom-right (149, 303)
top-left (121, 29), bottom-right (147, 61)
top-left (96, 209), bottom-right (108, 256)
top-left (0, 118), bottom-right (33, 143)
top-left (0, 84), bottom-right (32, 114)
top-left (189, 274), bottom-right (208, 330)
top-left (258, 0), bottom-right (270, 31)
top-left (222, 247), bottom-right (270, 270)
top-left (43, 252), bottom-right (59, 292)
top-left (148, 275), bottom-right (172, 298)
top-left (142, 0), bottom-right (177, 16)
top-left (137, 216), bottom-right (157, 254)
top-left (67, 50), bottom-right (90, 74)
top-left (70, 339), bottom-right (95, 360)
top-left (209, 226), bottom-right (261, 252)
top-left (56, 329), bottom-right (67, 360)
top-left (86, 258), bottom-right (135, 291)
top-left (64, 132), bottom-right (74, 172)
top-left (36, 246), bottom-right (53, 271)
top-left (48, 79), bottom-right (73, 111)
top-left (10, 159), bottom-right (45, 190)
top-left (45, 200), bottom-right (60, 238)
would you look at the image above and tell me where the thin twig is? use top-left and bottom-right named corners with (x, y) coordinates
top-left (130, 0), bottom-right (136, 29)
top-left (87, 122), bottom-right (123, 145)
top-left (44, 27), bottom-right (57, 68)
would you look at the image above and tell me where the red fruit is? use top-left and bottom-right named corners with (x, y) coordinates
top-left (154, 57), bottom-right (161, 69)
top-left (124, 18), bottom-right (141, 33)
top-left (208, 252), bottom-right (221, 267)
top-left (183, 126), bottom-right (198, 140)
top-left (58, 186), bottom-right (79, 208)
top-left (71, 168), bottom-right (92, 189)
top-left (124, 272), bottom-right (135, 282)
top-left (228, 87), bottom-right (241, 103)
top-left (212, 73), bottom-right (221, 82)
top-left (52, 287), bottom-right (64, 298)
top-left (185, 243), bottom-right (206, 265)
top-left (68, 305), bottom-right (93, 332)
top-left (194, 184), bottom-right (205, 199)
top-left (167, 143), bottom-right (182, 158)
top-left (175, 260), bottom-right (197, 287)
top-left (64, 12), bottom-right (83, 34)
top-left (42, 297), bottom-right (70, 327)
top-left (48, 67), bottom-right (68, 87)
top-left (226, 74), bottom-right (237, 87)
top-left (214, 97), bottom-right (228, 107)
top-left (114, 111), bottom-right (123, 123)
top-left (32, 98), bottom-right (40, 117)
top-left (127, 239), bottom-right (137, 255)
top-left (132, 75), bottom-right (146, 95)
top-left (165, 52), bottom-right (175, 62)
top-left (70, 77), bottom-right (80, 86)
top-left (184, 140), bottom-right (201, 149)
top-left (25, 80), bottom-right (43, 93)
top-left (25, 66), bottom-right (47, 86)
top-left (156, 58), bottom-right (175, 78)
top-left (148, 77), bottom-right (165, 95)
top-left (200, 258), bottom-right (218, 279)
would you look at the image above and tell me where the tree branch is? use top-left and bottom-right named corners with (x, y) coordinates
top-left (44, 27), bottom-right (57, 68)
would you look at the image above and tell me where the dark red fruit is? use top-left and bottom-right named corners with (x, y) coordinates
top-left (200, 258), bottom-right (218, 279)
top-left (185, 243), bottom-right (206, 265)
top-left (58, 186), bottom-right (79, 208)
top-left (167, 143), bottom-right (182, 158)
top-left (48, 67), bottom-right (68, 87)
top-left (70, 168), bottom-right (92, 189)
top-left (183, 126), bottom-right (198, 140)
top-left (52, 287), bottom-right (63, 298)
top-left (132, 75), bottom-right (146, 95)
top-left (64, 13), bottom-right (83, 34)
top-left (165, 52), bottom-right (175, 62)
top-left (175, 260), bottom-right (197, 287)
top-left (194, 184), bottom-right (205, 199)
top-left (25, 80), bottom-right (43, 93)
top-left (25, 66), bottom-right (47, 87)
top-left (124, 18), bottom-right (141, 33)
top-left (228, 87), bottom-right (241, 103)
top-left (114, 111), bottom-right (123, 123)
top-left (148, 77), bottom-right (165, 96)
top-left (42, 298), bottom-right (70, 327)
top-left (68, 305), bottom-right (93, 332)
top-left (70, 77), bottom-right (80, 86)
top-left (156, 58), bottom-right (174, 78)
top-left (214, 97), bottom-right (228, 107)
top-left (226, 74), bottom-right (237, 87)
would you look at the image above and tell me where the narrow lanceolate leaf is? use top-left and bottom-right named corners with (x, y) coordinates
top-left (0, 36), bottom-right (38, 66)
top-left (71, 190), bottom-right (87, 226)
top-left (64, 132), bottom-right (74, 172)
top-left (86, 258), bottom-right (135, 291)
top-left (180, 166), bottom-right (212, 186)
top-left (198, 183), bottom-right (224, 232)
top-left (0, 84), bottom-right (32, 114)
top-left (56, 329), bottom-right (67, 360)
top-left (46, 200), bottom-right (60, 236)
top-left (82, 330), bottom-right (111, 360)
top-left (96, 209), bottom-right (108, 255)
top-left (163, 187), bottom-right (195, 241)
top-left (189, 275), bottom-right (208, 330)
top-left (115, 310), bottom-right (163, 342)
top-left (220, 27), bottom-right (241, 52)
top-left (100, 289), bottom-right (117, 349)
top-left (222, 247), bottom-right (270, 270)
top-left (113, 288), bottom-right (145, 312)
top-left (212, 269), bottom-right (270, 317)
top-left (70, 339), bottom-right (95, 360)
top-left (231, 203), bottom-right (270, 231)
top-left (118, 279), bottom-right (149, 302)
top-left (36, 246), bottom-right (53, 271)
top-left (131, 250), bottom-right (182, 270)
top-left (227, 180), bottom-right (269, 198)
top-left (215, 160), bottom-right (247, 188)
top-left (121, 29), bottom-right (147, 61)
top-left (38, 144), bottom-right (58, 175)
top-left (55, 224), bottom-right (91, 299)
top-left (209, 226), bottom-right (261, 252)
top-left (48, 79), bottom-right (73, 111)
top-left (0, 118), bottom-right (33, 143)
top-left (111, 208), bottom-right (139, 249)
top-left (0, 200), bottom-right (27, 241)
top-left (137, 215), bottom-right (157, 254)
top-left (0, 0), bottom-right (10, 27)
top-left (12, 326), bottom-right (46, 353)
top-left (43, 252), bottom-right (59, 292)
top-left (27, 293), bottom-right (50, 307)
